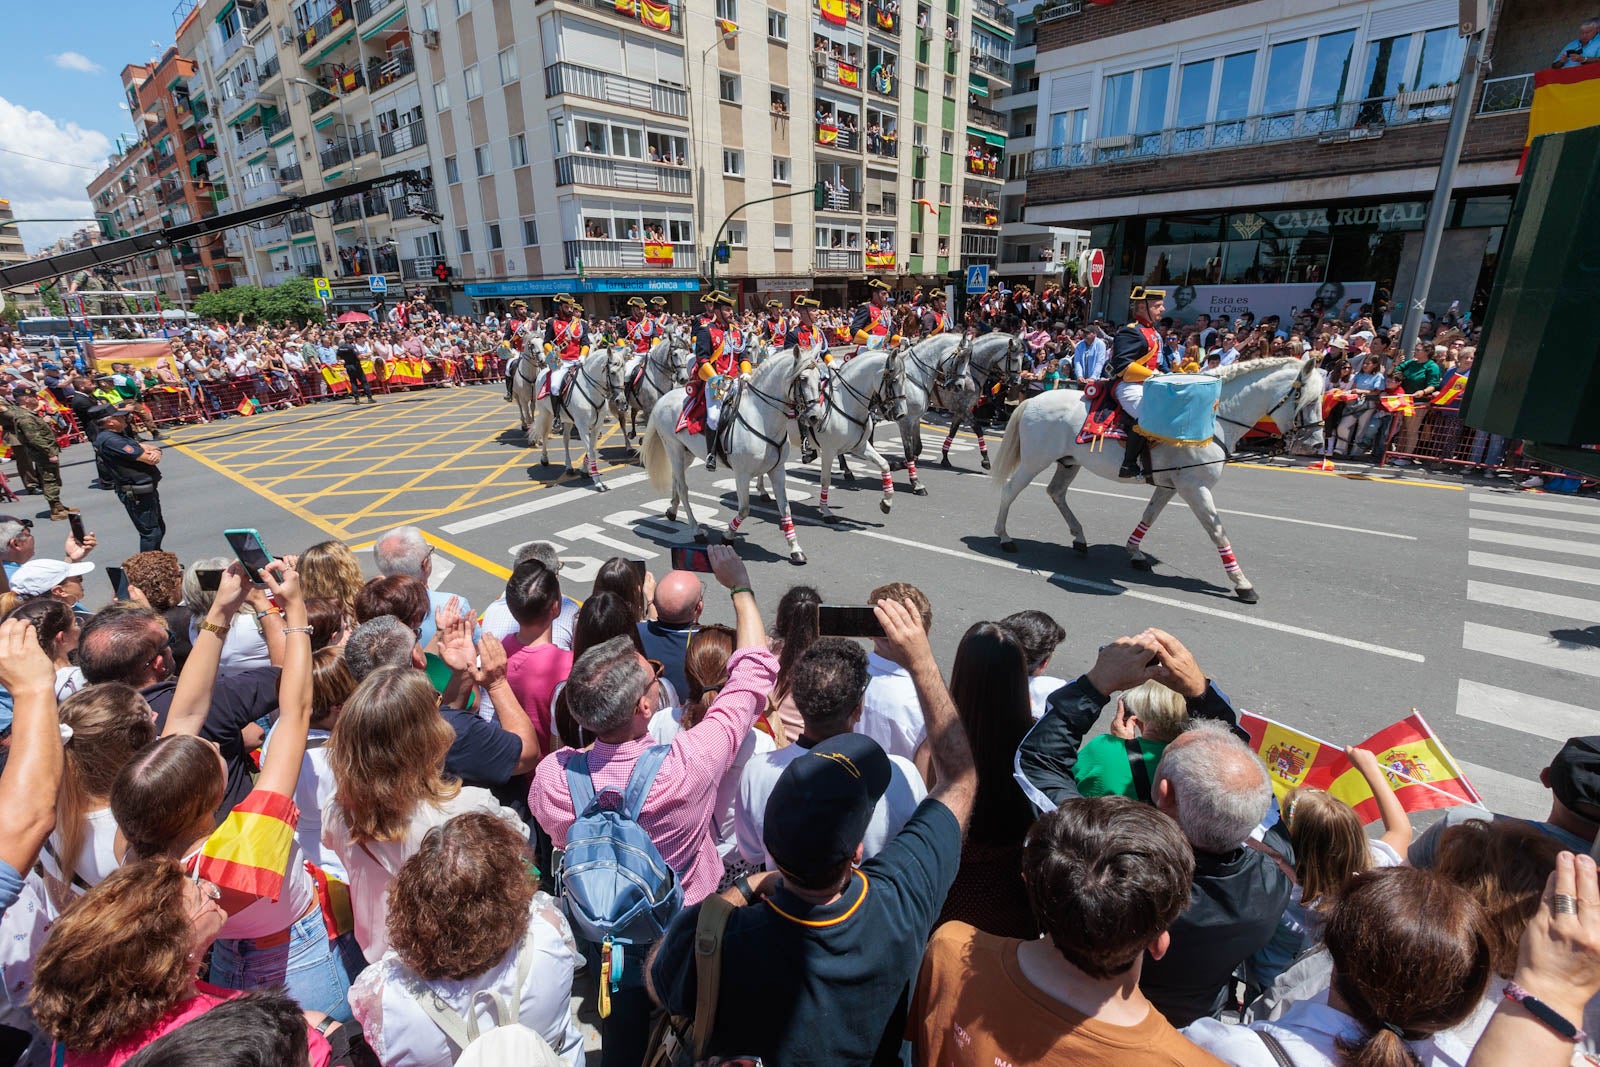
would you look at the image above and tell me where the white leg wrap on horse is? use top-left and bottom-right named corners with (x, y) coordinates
top-left (819, 487), bottom-right (829, 507)
top-left (881, 472), bottom-right (894, 495)
top-left (906, 459), bottom-right (918, 480)
top-left (728, 514), bottom-right (744, 533)
top-left (976, 433), bottom-right (988, 455)
top-left (1218, 544), bottom-right (1242, 575)
top-left (780, 516), bottom-right (797, 543)
top-left (1128, 520), bottom-right (1151, 549)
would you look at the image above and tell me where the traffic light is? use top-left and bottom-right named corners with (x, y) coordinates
top-left (812, 181), bottom-right (826, 209)
top-left (433, 261), bottom-right (452, 283)
top-left (715, 243), bottom-right (731, 265)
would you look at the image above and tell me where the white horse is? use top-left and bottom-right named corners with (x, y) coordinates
top-left (990, 357), bottom-right (1326, 603)
top-left (889, 333), bottom-right (1026, 489)
top-left (639, 347), bottom-right (826, 564)
top-left (928, 332), bottom-right (1028, 471)
top-left (617, 337), bottom-right (692, 445)
top-left (808, 349), bottom-right (910, 522)
top-left (518, 347), bottom-right (629, 490)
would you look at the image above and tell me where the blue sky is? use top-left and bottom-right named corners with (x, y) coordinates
top-left (0, 2), bottom-right (186, 252)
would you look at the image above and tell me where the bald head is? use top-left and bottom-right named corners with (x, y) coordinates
top-left (653, 570), bottom-right (705, 627)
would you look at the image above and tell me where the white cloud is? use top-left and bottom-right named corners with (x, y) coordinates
top-left (52, 52), bottom-right (103, 74)
top-left (0, 97), bottom-right (112, 253)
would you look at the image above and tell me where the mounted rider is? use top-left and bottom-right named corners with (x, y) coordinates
top-left (761, 300), bottom-right (791, 348)
top-left (682, 290), bottom-right (750, 471)
top-left (917, 289), bottom-right (952, 336)
top-left (541, 293), bottom-right (590, 404)
top-left (786, 295), bottom-right (829, 463)
top-left (1108, 285), bottom-right (1166, 480)
top-left (623, 296), bottom-right (661, 356)
top-left (502, 298), bottom-right (533, 401)
top-left (849, 278), bottom-right (898, 351)
top-left (650, 296), bottom-right (671, 332)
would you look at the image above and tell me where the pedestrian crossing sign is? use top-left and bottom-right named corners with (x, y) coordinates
top-left (313, 277), bottom-right (332, 300)
top-left (965, 264), bottom-right (989, 295)
top-left (368, 275), bottom-right (388, 294)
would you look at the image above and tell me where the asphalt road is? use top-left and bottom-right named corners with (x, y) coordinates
top-left (29, 384), bottom-right (1600, 821)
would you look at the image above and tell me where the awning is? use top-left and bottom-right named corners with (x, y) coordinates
top-left (227, 103), bottom-right (261, 127)
top-left (313, 114), bottom-right (337, 129)
top-left (292, 235), bottom-right (318, 245)
top-left (967, 126), bottom-right (1006, 147)
top-left (188, 156), bottom-right (206, 177)
top-left (970, 76), bottom-right (989, 96)
top-left (361, 7), bottom-right (405, 39)
top-left (214, 2), bottom-right (236, 24)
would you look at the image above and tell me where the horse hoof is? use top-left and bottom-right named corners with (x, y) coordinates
top-left (1130, 557), bottom-right (1154, 572)
top-left (981, 457), bottom-right (992, 471)
top-left (1000, 540), bottom-right (1018, 554)
top-left (790, 552), bottom-right (807, 566)
top-left (911, 484), bottom-right (928, 497)
top-left (593, 480), bottom-right (609, 492)
top-left (823, 513), bottom-right (841, 525)
top-left (1073, 541), bottom-right (1089, 557)
top-left (879, 499), bottom-right (892, 514)
top-left (1237, 587), bottom-right (1260, 605)
top-left (940, 455), bottom-right (952, 469)
top-left (539, 457), bottom-right (550, 467)
top-left (693, 530), bottom-right (709, 544)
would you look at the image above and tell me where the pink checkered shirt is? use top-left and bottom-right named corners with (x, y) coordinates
top-left (528, 646), bottom-right (778, 905)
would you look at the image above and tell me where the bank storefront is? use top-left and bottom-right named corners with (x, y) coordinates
top-left (461, 277), bottom-right (702, 317)
top-left (1086, 191), bottom-right (1514, 325)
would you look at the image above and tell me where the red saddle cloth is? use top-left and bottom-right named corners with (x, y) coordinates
top-left (1077, 380), bottom-right (1128, 446)
top-left (675, 382), bottom-right (708, 434)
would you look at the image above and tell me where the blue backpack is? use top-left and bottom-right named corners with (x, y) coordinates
top-left (557, 746), bottom-right (684, 951)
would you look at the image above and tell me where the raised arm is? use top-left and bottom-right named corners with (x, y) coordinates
top-left (253, 560), bottom-right (312, 798)
top-left (466, 629), bottom-right (541, 774)
top-left (708, 544), bottom-right (764, 650)
top-left (875, 597), bottom-right (975, 830)
top-left (163, 563), bottom-right (253, 737)
top-left (1346, 745), bottom-right (1414, 855)
top-left (0, 620), bottom-right (62, 882)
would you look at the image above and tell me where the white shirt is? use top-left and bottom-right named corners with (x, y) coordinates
top-left (1184, 997), bottom-right (1473, 1066)
top-left (324, 787), bottom-right (528, 963)
top-left (263, 724), bottom-right (343, 880)
top-left (347, 892), bottom-right (586, 1067)
top-left (54, 666), bottom-right (86, 702)
top-left (650, 706), bottom-right (775, 861)
top-left (1028, 675), bottom-right (1067, 719)
top-left (37, 806), bottom-right (120, 912)
top-left (735, 739), bottom-right (927, 867)
top-left (188, 609), bottom-right (272, 677)
top-left (858, 652), bottom-right (925, 763)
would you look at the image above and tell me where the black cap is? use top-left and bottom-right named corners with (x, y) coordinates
top-left (1550, 737), bottom-right (1600, 819)
top-left (763, 734), bottom-right (891, 883)
top-left (85, 402), bottom-right (123, 423)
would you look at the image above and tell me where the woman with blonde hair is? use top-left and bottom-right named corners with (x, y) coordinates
top-left (1071, 678), bottom-right (1188, 801)
top-left (298, 541), bottom-right (365, 622)
top-left (322, 665), bottom-right (527, 965)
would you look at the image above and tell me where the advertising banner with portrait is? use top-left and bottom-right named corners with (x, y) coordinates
top-left (1167, 281), bottom-right (1377, 326)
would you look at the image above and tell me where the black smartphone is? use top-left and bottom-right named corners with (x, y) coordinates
top-left (817, 605), bottom-right (886, 639)
top-left (223, 528), bottom-right (273, 584)
top-left (67, 512), bottom-right (87, 544)
top-left (628, 558), bottom-right (649, 581)
top-left (669, 545), bottom-right (714, 573)
top-left (196, 567), bottom-right (224, 592)
top-left (106, 565), bottom-right (130, 600)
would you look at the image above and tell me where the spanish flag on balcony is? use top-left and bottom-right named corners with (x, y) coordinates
top-left (817, 123), bottom-right (839, 145)
top-left (1521, 65), bottom-right (1600, 173)
top-left (717, 18), bottom-right (738, 34)
top-left (847, 0), bottom-right (862, 19)
top-left (643, 240), bottom-right (674, 265)
top-left (837, 62), bottom-right (860, 87)
top-left (875, 7), bottom-right (894, 29)
top-left (866, 251), bottom-right (895, 269)
top-left (615, 0), bottom-right (637, 14)
top-left (640, 0), bottom-right (672, 31)
top-left (819, 0), bottom-right (847, 23)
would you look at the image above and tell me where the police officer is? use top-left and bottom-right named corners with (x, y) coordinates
top-left (849, 278), bottom-right (897, 349)
top-left (1106, 286), bottom-right (1167, 481)
top-left (0, 388), bottom-right (73, 521)
top-left (90, 403), bottom-right (165, 551)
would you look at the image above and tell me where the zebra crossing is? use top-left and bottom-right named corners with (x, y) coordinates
top-left (1455, 489), bottom-right (1600, 818)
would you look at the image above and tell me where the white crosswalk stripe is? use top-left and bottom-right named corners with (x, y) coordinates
top-left (1467, 527), bottom-right (1600, 559)
top-left (1466, 580), bottom-right (1600, 624)
top-left (1469, 491), bottom-right (1600, 516)
top-left (1454, 679), bottom-right (1599, 743)
top-left (1466, 551), bottom-right (1600, 586)
top-left (1468, 508), bottom-right (1600, 536)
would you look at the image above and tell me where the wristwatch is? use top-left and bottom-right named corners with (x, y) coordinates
top-left (734, 874), bottom-right (756, 905)
top-left (197, 619), bottom-right (230, 636)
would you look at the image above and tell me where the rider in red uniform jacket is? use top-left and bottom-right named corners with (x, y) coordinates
top-left (503, 298), bottom-right (531, 401)
top-left (1106, 286), bottom-right (1167, 481)
top-left (623, 296), bottom-right (661, 355)
top-left (650, 296), bottom-right (672, 333)
top-left (541, 294), bottom-right (589, 400)
top-left (848, 277), bottom-right (899, 350)
top-left (785, 295), bottom-right (829, 464)
top-left (762, 301), bottom-right (791, 348)
top-left (917, 290), bottom-right (952, 336)
top-left (680, 290), bottom-right (749, 470)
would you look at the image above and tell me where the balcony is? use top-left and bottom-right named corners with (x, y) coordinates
top-left (965, 154), bottom-right (1004, 180)
top-left (336, 246), bottom-right (399, 276)
top-left (402, 254), bottom-right (448, 280)
top-left (1029, 93), bottom-right (1457, 174)
top-left (368, 50), bottom-right (415, 92)
top-left (176, 245), bottom-right (203, 267)
top-left (378, 120), bottom-right (427, 157)
top-left (1479, 73), bottom-right (1534, 115)
top-left (562, 239), bottom-right (696, 271)
top-left (240, 2), bottom-right (270, 30)
top-left (971, 0), bottom-right (1012, 28)
top-left (816, 123), bottom-right (860, 150)
top-left (555, 0), bottom-right (682, 36)
top-left (332, 191), bottom-right (389, 224)
top-left (252, 221), bottom-right (290, 247)
top-left (298, 0), bottom-right (355, 55)
top-left (969, 50), bottom-right (1011, 78)
top-left (865, 133), bottom-right (900, 159)
top-left (867, 0), bottom-right (898, 33)
top-left (240, 179), bottom-right (282, 206)
top-left (312, 68), bottom-right (365, 107)
top-left (389, 188), bottom-right (439, 220)
top-left (816, 187), bottom-right (861, 212)
top-left (217, 31), bottom-right (245, 63)
top-left (258, 55), bottom-right (281, 83)
top-left (279, 162), bottom-right (304, 184)
top-left (968, 102), bottom-right (1006, 130)
top-left (355, 0), bottom-right (400, 21)
top-left (148, 151), bottom-right (178, 175)
top-left (962, 205), bottom-right (1000, 227)
top-left (554, 154), bottom-right (691, 195)
top-left (287, 212), bottom-right (315, 234)
top-left (157, 183), bottom-right (187, 206)
top-left (815, 248), bottom-right (863, 271)
top-left (866, 198), bottom-right (897, 217)
top-left (223, 230), bottom-right (245, 256)
top-left (812, 55), bottom-right (865, 93)
top-left (263, 111), bottom-right (294, 141)
top-left (235, 126), bottom-right (269, 158)
top-left (1035, 0), bottom-right (1081, 21)
top-left (263, 267), bottom-right (300, 286)
top-left (543, 62), bottom-right (688, 118)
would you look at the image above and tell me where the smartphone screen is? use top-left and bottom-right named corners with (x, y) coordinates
top-left (628, 559), bottom-right (649, 581)
top-left (106, 565), bottom-right (129, 600)
top-left (223, 528), bottom-right (273, 584)
top-left (669, 545), bottom-right (714, 573)
top-left (817, 605), bottom-right (886, 639)
top-left (196, 567), bottom-right (224, 592)
top-left (67, 512), bottom-right (87, 544)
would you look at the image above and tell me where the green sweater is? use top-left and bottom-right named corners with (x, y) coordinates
top-left (1073, 733), bottom-right (1173, 800)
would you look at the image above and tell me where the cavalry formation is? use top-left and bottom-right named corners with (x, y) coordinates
top-left (498, 304), bottom-right (1328, 600)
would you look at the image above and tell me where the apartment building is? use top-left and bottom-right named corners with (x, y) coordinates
top-left (170, 0), bottom-right (1014, 312)
top-left (0, 200), bottom-right (46, 316)
top-left (1024, 0), bottom-right (1564, 324)
top-left (84, 30), bottom-right (241, 307)
top-left (991, 0), bottom-right (1086, 289)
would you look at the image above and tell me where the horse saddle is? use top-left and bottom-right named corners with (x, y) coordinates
top-left (539, 363), bottom-right (579, 413)
top-left (627, 361), bottom-right (648, 398)
top-left (1077, 379), bottom-right (1129, 446)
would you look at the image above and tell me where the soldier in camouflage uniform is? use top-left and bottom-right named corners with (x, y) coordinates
top-left (0, 389), bottom-right (72, 520)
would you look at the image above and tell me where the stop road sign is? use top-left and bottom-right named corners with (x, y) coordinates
top-left (1087, 248), bottom-right (1106, 288)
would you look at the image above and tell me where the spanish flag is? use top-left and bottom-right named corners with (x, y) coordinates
top-left (236, 397), bottom-right (259, 417)
top-left (866, 251), bottom-right (895, 269)
top-left (615, 0), bottom-right (637, 13)
top-left (1241, 713), bottom-right (1346, 801)
top-left (838, 62), bottom-right (860, 87)
top-left (1380, 393), bottom-right (1415, 416)
top-left (819, 0), bottom-right (847, 23)
top-left (194, 789), bottom-right (299, 902)
top-left (1432, 375), bottom-right (1468, 407)
top-left (817, 123), bottom-right (839, 145)
top-left (847, 0), bottom-right (862, 18)
top-left (1521, 65), bottom-right (1600, 173)
top-left (643, 241), bottom-right (674, 265)
top-left (640, 0), bottom-right (672, 30)
top-left (718, 17), bottom-right (738, 33)
top-left (1325, 713), bottom-right (1482, 824)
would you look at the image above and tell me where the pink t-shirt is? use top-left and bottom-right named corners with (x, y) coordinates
top-left (502, 637), bottom-right (573, 754)
top-left (66, 982), bottom-right (332, 1067)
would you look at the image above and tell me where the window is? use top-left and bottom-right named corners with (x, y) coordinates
top-left (474, 144), bottom-right (492, 175)
top-left (938, 182), bottom-right (951, 203)
top-left (768, 10), bottom-right (787, 39)
top-left (723, 148), bottom-right (744, 176)
top-left (1361, 26), bottom-right (1462, 100)
top-left (771, 86), bottom-right (790, 113)
top-left (1307, 31), bottom-right (1355, 108)
top-left (1263, 40), bottom-right (1306, 113)
top-left (464, 64), bottom-right (481, 99)
top-left (943, 76), bottom-right (954, 97)
top-left (774, 223), bottom-right (792, 250)
top-left (610, 126), bottom-right (643, 158)
top-left (1101, 71), bottom-right (1134, 137)
top-left (421, 1), bottom-right (438, 28)
top-left (488, 223), bottom-right (503, 249)
top-left (1215, 51), bottom-right (1255, 122)
top-left (522, 218), bottom-right (538, 245)
top-left (913, 124), bottom-right (926, 147)
top-left (915, 66), bottom-right (927, 89)
top-left (716, 0), bottom-right (737, 22)
top-left (444, 154), bottom-right (460, 183)
top-left (454, 0), bottom-right (469, 14)
top-left (940, 131), bottom-right (952, 152)
top-left (433, 79), bottom-right (450, 111)
top-left (457, 227), bottom-right (471, 252)
top-left (498, 46), bottom-right (519, 85)
top-left (726, 223), bottom-right (746, 246)
top-left (414, 231), bottom-right (443, 257)
top-left (1175, 60), bottom-right (1212, 128)
top-left (910, 234), bottom-right (922, 254)
top-left (773, 156), bottom-right (791, 183)
top-left (719, 73), bottom-right (740, 103)
top-left (510, 133), bottom-right (527, 166)
top-left (1135, 64), bottom-right (1170, 134)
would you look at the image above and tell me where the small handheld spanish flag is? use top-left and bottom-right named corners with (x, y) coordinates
top-left (1432, 377), bottom-right (1467, 407)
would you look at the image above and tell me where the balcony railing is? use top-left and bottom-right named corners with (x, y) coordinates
top-left (562, 239), bottom-right (696, 271)
top-left (972, 0), bottom-right (1013, 28)
top-left (378, 120), bottom-right (427, 157)
top-left (1029, 93), bottom-right (1456, 173)
top-left (236, 126), bottom-right (269, 158)
top-left (543, 62), bottom-right (688, 118)
top-left (815, 188), bottom-right (861, 212)
top-left (1036, 0), bottom-right (1081, 21)
top-left (258, 55), bottom-right (281, 82)
top-left (866, 198), bottom-right (897, 217)
top-left (815, 248), bottom-right (863, 271)
top-left (368, 50), bottom-right (415, 91)
top-left (402, 254), bottom-right (448, 280)
top-left (298, 0), bottom-right (355, 54)
top-left (252, 221), bottom-right (290, 246)
top-left (816, 124), bottom-right (860, 150)
top-left (866, 134), bottom-right (900, 158)
top-left (217, 31), bottom-right (244, 62)
top-left (287, 212), bottom-right (315, 234)
top-left (279, 162), bottom-right (304, 184)
top-left (149, 151), bottom-right (178, 175)
top-left (1479, 73), bottom-right (1535, 115)
top-left (240, 1), bottom-right (270, 29)
top-left (176, 246), bottom-right (203, 266)
top-left (965, 155), bottom-right (1004, 179)
top-left (332, 191), bottom-right (389, 224)
top-left (867, 0), bottom-right (898, 32)
top-left (969, 50), bottom-right (1012, 78)
top-left (389, 188), bottom-right (439, 220)
top-left (157, 183), bottom-right (187, 206)
top-left (559, 0), bottom-right (682, 35)
top-left (314, 67), bottom-right (365, 103)
top-left (263, 111), bottom-right (294, 140)
top-left (355, 0), bottom-right (400, 22)
top-left (554, 154), bottom-right (692, 194)
top-left (961, 205), bottom-right (1000, 226)
top-left (968, 102), bottom-right (1006, 130)
top-left (336, 246), bottom-right (399, 276)
top-left (240, 180), bottom-right (282, 206)
top-left (319, 132), bottom-right (376, 169)
top-left (812, 55), bottom-right (866, 92)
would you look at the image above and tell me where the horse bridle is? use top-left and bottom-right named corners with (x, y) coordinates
top-left (823, 351), bottom-right (907, 440)
top-left (629, 343), bottom-right (689, 405)
top-left (733, 352), bottom-right (824, 457)
top-left (555, 349), bottom-right (620, 412)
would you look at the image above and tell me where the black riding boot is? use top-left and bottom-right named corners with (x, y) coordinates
top-left (801, 429), bottom-right (818, 464)
top-left (1119, 430), bottom-right (1148, 480)
top-left (704, 424), bottom-right (718, 471)
top-left (504, 369), bottom-right (515, 402)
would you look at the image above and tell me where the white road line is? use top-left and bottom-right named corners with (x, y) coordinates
top-left (1455, 679), bottom-right (1600, 744)
top-left (1468, 551), bottom-right (1600, 587)
top-left (1469, 508), bottom-right (1600, 536)
top-left (1468, 528), bottom-right (1600, 559)
top-left (1455, 760), bottom-right (1549, 820)
top-left (426, 556), bottom-right (454, 590)
top-left (1462, 622), bottom-right (1600, 678)
top-left (1469, 491), bottom-right (1600, 517)
top-left (1031, 484), bottom-right (1417, 540)
top-left (440, 472), bottom-right (651, 533)
top-left (1467, 580), bottom-right (1600, 624)
top-left (688, 491), bottom-right (1425, 663)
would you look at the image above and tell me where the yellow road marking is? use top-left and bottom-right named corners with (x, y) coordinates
top-left (422, 532), bottom-right (511, 580)
top-left (174, 441), bottom-right (348, 541)
top-left (1227, 461), bottom-right (1465, 491)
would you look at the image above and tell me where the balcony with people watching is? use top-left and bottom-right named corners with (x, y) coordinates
top-left (298, 0), bottom-right (356, 59)
top-left (565, 215), bottom-right (696, 271)
top-left (815, 101), bottom-right (861, 150)
top-left (554, 120), bottom-right (691, 195)
top-left (815, 162), bottom-right (862, 212)
top-left (964, 135), bottom-right (1004, 180)
top-left (812, 36), bottom-right (865, 91)
top-left (865, 108), bottom-right (900, 158)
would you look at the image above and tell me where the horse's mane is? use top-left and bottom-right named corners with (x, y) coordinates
top-left (1211, 356), bottom-right (1304, 382)
top-left (751, 345), bottom-right (802, 386)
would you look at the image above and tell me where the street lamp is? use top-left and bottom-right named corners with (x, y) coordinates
top-left (288, 75), bottom-right (377, 275)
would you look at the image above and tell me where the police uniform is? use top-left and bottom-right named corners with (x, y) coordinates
top-left (90, 403), bottom-right (165, 551)
top-left (762, 302), bottom-right (791, 347)
top-left (623, 298), bottom-right (661, 356)
top-left (542, 296), bottom-right (590, 399)
top-left (1105, 286), bottom-right (1166, 479)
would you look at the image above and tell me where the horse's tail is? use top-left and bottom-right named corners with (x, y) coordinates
top-left (991, 399), bottom-right (1026, 486)
top-left (641, 419), bottom-right (673, 492)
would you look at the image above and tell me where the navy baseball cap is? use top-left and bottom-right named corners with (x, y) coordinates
top-left (85, 403), bottom-right (123, 422)
top-left (1549, 737), bottom-right (1600, 819)
top-left (763, 734), bottom-right (891, 882)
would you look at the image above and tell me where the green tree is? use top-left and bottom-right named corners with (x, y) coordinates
top-left (38, 283), bottom-right (63, 316)
top-left (257, 277), bottom-right (326, 326)
top-left (191, 284), bottom-right (262, 323)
